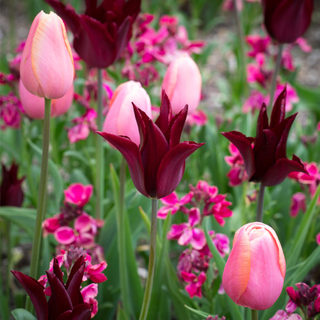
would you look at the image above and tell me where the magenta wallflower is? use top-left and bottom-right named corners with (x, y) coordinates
top-left (200, 231), bottom-right (230, 258)
top-left (0, 162), bottom-right (24, 207)
top-left (98, 91), bottom-right (204, 199)
top-left (64, 183), bottom-right (93, 207)
top-left (167, 208), bottom-right (206, 250)
top-left (246, 34), bottom-right (271, 58)
top-left (12, 257), bottom-right (92, 320)
top-left (181, 271), bottom-right (206, 298)
top-left (177, 249), bottom-right (209, 276)
top-left (290, 193), bottom-right (306, 217)
top-left (45, 0), bottom-right (141, 68)
top-left (81, 284), bottom-right (98, 318)
top-left (242, 90), bottom-right (265, 114)
top-left (186, 110), bottom-right (208, 127)
top-left (0, 93), bottom-right (24, 130)
top-left (247, 53), bottom-right (272, 88)
top-left (270, 310), bottom-right (302, 320)
top-left (222, 87), bottom-right (307, 186)
top-left (157, 191), bottom-right (193, 219)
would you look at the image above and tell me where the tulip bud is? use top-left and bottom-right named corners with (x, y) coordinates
top-left (222, 222), bottom-right (286, 310)
top-left (19, 79), bottom-right (73, 119)
top-left (162, 54), bottom-right (202, 116)
top-left (262, 0), bottom-right (314, 43)
top-left (20, 11), bottom-right (74, 99)
top-left (103, 81), bottom-right (152, 146)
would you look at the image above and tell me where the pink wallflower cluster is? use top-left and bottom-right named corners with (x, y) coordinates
top-left (0, 93), bottom-right (24, 130)
top-left (122, 14), bottom-right (205, 86)
top-left (159, 181), bottom-right (231, 298)
top-left (42, 183), bottom-right (105, 261)
top-left (244, 33), bottom-right (311, 114)
top-left (38, 246), bottom-right (107, 318)
top-left (289, 162), bottom-right (320, 210)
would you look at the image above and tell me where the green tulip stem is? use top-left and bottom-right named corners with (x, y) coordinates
top-left (251, 309), bottom-right (258, 320)
top-left (26, 98), bottom-right (51, 312)
top-left (256, 184), bottom-right (265, 222)
top-left (139, 198), bottom-right (158, 320)
top-left (95, 68), bottom-right (104, 219)
top-left (117, 157), bottom-right (131, 316)
top-left (268, 43), bottom-right (284, 114)
top-left (232, 0), bottom-right (248, 96)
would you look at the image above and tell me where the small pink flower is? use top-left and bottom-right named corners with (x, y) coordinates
top-left (181, 271), bottom-right (206, 298)
top-left (270, 310), bottom-right (302, 320)
top-left (64, 183), bottom-right (93, 207)
top-left (281, 48), bottom-right (295, 71)
top-left (290, 193), bottom-right (306, 217)
top-left (247, 53), bottom-right (272, 87)
top-left (295, 37), bottom-right (312, 52)
top-left (86, 261), bottom-right (108, 283)
top-left (177, 249), bottom-right (209, 275)
top-left (201, 231), bottom-right (230, 258)
top-left (167, 208), bottom-right (206, 250)
top-left (316, 233), bottom-right (320, 245)
top-left (157, 191), bottom-right (193, 219)
top-left (81, 284), bottom-right (98, 318)
top-left (246, 34), bottom-right (271, 58)
top-left (186, 110), bottom-right (208, 126)
top-left (42, 215), bottom-right (62, 237)
top-left (242, 90), bottom-right (265, 114)
top-left (0, 93), bottom-right (24, 130)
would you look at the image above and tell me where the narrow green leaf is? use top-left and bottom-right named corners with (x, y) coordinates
top-left (286, 186), bottom-right (320, 267)
top-left (116, 304), bottom-right (130, 320)
top-left (11, 309), bottom-right (36, 320)
top-left (0, 207), bottom-right (36, 237)
top-left (204, 223), bottom-right (244, 320)
top-left (0, 139), bottom-right (20, 160)
top-left (184, 305), bottom-right (210, 318)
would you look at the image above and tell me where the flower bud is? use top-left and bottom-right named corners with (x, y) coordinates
top-left (19, 79), bottom-right (73, 119)
top-left (20, 11), bottom-right (74, 99)
top-left (103, 81), bottom-right (152, 146)
top-left (222, 222), bottom-right (286, 310)
top-left (162, 54), bottom-right (202, 116)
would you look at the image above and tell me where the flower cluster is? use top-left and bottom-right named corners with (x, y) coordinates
top-left (0, 92), bottom-right (24, 130)
top-left (160, 180), bottom-right (231, 298)
top-left (42, 183), bottom-right (104, 261)
top-left (122, 14), bottom-right (205, 86)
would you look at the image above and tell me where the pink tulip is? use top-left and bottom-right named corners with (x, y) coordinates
top-left (102, 81), bottom-right (152, 146)
top-left (162, 53), bottom-right (202, 115)
top-left (20, 11), bottom-right (74, 99)
top-left (222, 222), bottom-right (286, 310)
top-left (19, 79), bottom-right (73, 119)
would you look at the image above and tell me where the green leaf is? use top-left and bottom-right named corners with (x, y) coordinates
top-left (12, 309), bottom-right (37, 320)
top-left (204, 223), bottom-right (244, 320)
top-left (286, 185), bottom-right (320, 268)
top-left (0, 207), bottom-right (36, 237)
top-left (116, 304), bottom-right (130, 320)
top-left (184, 305), bottom-right (210, 318)
top-left (27, 138), bottom-right (64, 206)
top-left (0, 139), bottom-right (20, 161)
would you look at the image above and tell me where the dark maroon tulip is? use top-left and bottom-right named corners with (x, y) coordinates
top-left (262, 0), bottom-right (314, 43)
top-left (98, 91), bottom-right (204, 199)
top-left (0, 162), bottom-right (24, 207)
top-left (222, 87), bottom-right (307, 187)
top-left (12, 257), bottom-right (92, 320)
top-left (44, 0), bottom-right (141, 68)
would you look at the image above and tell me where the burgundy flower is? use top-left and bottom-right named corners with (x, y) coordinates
top-left (12, 257), bottom-right (92, 320)
top-left (98, 91), bottom-right (204, 198)
top-left (222, 87), bottom-right (307, 187)
top-left (44, 0), bottom-right (141, 68)
top-left (262, 0), bottom-right (314, 43)
top-left (0, 162), bottom-right (24, 207)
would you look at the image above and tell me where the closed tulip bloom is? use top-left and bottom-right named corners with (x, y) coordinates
top-left (20, 11), bottom-right (74, 99)
top-left (162, 54), bottom-right (202, 116)
top-left (262, 0), bottom-right (314, 43)
top-left (222, 222), bottom-right (286, 310)
top-left (103, 81), bottom-right (152, 146)
top-left (19, 79), bottom-right (74, 119)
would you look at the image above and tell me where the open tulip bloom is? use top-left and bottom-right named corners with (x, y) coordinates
top-left (98, 91), bottom-right (204, 199)
top-left (222, 86), bottom-right (307, 187)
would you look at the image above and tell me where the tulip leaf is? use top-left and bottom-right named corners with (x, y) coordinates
top-left (116, 303), bottom-right (130, 320)
top-left (286, 185), bottom-right (320, 268)
top-left (204, 223), bottom-right (244, 320)
top-left (184, 305), bottom-right (210, 318)
top-left (11, 309), bottom-right (37, 320)
top-left (0, 207), bottom-right (36, 237)
top-left (27, 138), bottom-right (64, 207)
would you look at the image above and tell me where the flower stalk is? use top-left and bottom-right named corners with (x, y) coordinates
top-left (256, 184), bottom-right (265, 222)
top-left (95, 68), bottom-right (104, 219)
top-left (139, 198), bottom-right (158, 320)
top-left (251, 309), bottom-right (258, 320)
top-left (26, 98), bottom-right (51, 312)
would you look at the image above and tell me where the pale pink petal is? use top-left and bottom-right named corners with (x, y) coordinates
top-left (178, 228), bottom-right (193, 246)
top-left (190, 228), bottom-right (206, 250)
top-left (54, 226), bottom-right (75, 245)
top-left (167, 223), bottom-right (188, 240)
top-left (188, 207), bottom-right (201, 226)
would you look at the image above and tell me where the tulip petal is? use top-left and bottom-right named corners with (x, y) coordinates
top-left (67, 263), bottom-right (85, 306)
top-left (262, 156), bottom-right (307, 187)
top-left (97, 132), bottom-right (148, 197)
top-left (47, 270), bottom-right (73, 318)
top-left (155, 91), bottom-right (172, 134)
top-left (66, 256), bottom-right (84, 289)
top-left (270, 87), bottom-right (286, 129)
top-left (256, 104), bottom-right (269, 141)
top-left (56, 304), bottom-right (92, 320)
top-left (156, 141), bottom-right (204, 199)
top-left (221, 131), bottom-right (255, 179)
top-left (53, 258), bottom-right (64, 284)
top-left (11, 271), bottom-right (48, 320)
top-left (115, 17), bottom-right (130, 61)
top-left (222, 228), bottom-right (251, 303)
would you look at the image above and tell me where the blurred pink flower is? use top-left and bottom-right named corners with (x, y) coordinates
top-left (317, 122), bottom-right (320, 131)
top-left (247, 53), bottom-right (272, 87)
top-left (177, 248), bottom-right (209, 276)
top-left (186, 110), bottom-right (208, 126)
top-left (222, 0), bottom-right (243, 11)
top-left (0, 93), bottom-right (24, 130)
top-left (64, 183), bottom-right (93, 207)
top-left (167, 208), bottom-right (206, 250)
top-left (246, 34), bottom-right (271, 57)
top-left (290, 193), bottom-right (306, 217)
top-left (316, 233), bottom-right (320, 245)
top-left (242, 90), bottom-right (265, 114)
top-left (281, 48), bottom-right (295, 71)
top-left (296, 37), bottom-right (312, 52)
top-left (157, 191), bottom-right (193, 219)
top-left (81, 284), bottom-right (98, 318)
top-left (181, 271), bottom-right (206, 298)
top-left (200, 231), bottom-right (230, 258)
top-left (270, 310), bottom-right (302, 320)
